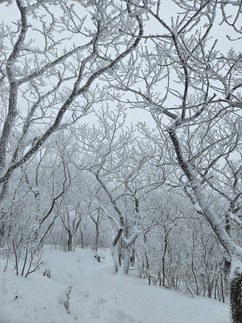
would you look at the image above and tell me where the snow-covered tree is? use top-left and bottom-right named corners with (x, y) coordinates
top-left (0, 0), bottom-right (143, 204)
top-left (0, 0), bottom-right (144, 271)
top-left (110, 1), bottom-right (242, 321)
top-left (74, 106), bottom-right (164, 274)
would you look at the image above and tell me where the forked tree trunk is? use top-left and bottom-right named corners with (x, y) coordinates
top-left (230, 272), bottom-right (242, 323)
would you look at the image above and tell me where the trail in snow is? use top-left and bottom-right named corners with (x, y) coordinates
top-left (0, 248), bottom-right (230, 323)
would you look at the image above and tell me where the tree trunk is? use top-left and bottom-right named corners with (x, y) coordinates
top-left (67, 231), bottom-right (73, 251)
top-left (123, 246), bottom-right (131, 275)
top-left (230, 272), bottom-right (242, 323)
top-left (130, 246), bottom-right (135, 267)
top-left (224, 259), bottom-right (231, 297)
top-left (111, 227), bottom-right (124, 273)
top-left (95, 223), bottom-right (100, 252)
top-left (162, 231), bottom-right (169, 288)
top-left (79, 228), bottom-right (84, 248)
top-left (162, 255), bottom-right (166, 287)
top-left (113, 244), bottom-right (120, 273)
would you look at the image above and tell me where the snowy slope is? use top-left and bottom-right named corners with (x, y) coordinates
top-left (0, 248), bottom-right (229, 323)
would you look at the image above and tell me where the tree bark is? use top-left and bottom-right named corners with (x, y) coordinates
top-left (112, 227), bottom-right (124, 247)
top-left (80, 228), bottom-right (85, 249)
top-left (67, 230), bottom-right (73, 251)
top-left (95, 223), bottom-right (100, 252)
top-left (123, 246), bottom-right (131, 275)
top-left (113, 244), bottom-right (120, 273)
top-left (230, 272), bottom-right (242, 323)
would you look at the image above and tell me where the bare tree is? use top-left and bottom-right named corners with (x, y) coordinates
top-left (0, 0), bottom-right (143, 203)
top-left (1, 146), bottom-right (69, 276)
top-left (110, 1), bottom-right (242, 321)
top-left (74, 106), bottom-right (165, 273)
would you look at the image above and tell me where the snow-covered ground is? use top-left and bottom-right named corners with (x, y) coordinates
top-left (0, 248), bottom-right (229, 323)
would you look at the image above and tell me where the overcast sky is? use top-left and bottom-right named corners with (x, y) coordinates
top-left (0, 1), bottom-right (239, 128)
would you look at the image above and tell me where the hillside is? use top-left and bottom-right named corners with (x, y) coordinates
top-left (0, 248), bottom-right (229, 323)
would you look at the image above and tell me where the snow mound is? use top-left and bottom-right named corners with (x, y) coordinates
top-left (0, 265), bottom-right (74, 323)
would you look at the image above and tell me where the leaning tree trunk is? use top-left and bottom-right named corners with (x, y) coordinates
top-left (230, 271), bottom-right (242, 323)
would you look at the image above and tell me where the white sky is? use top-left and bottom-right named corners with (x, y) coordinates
top-left (0, 1), bottom-right (240, 128)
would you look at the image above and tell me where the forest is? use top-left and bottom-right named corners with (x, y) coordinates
top-left (0, 1), bottom-right (241, 322)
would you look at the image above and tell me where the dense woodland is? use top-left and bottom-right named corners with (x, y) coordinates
top-left (0, 1), bottom-right (241, 322)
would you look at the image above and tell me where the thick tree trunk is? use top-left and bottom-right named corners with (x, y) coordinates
top-left (67, 231), bottom-right (73, 251)
top-left (111, 227), bottom-right (124, 273)
top-left (230, 273), bottom-right (242, 323)
top-left (224, 259), bottom-right (231, 297)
